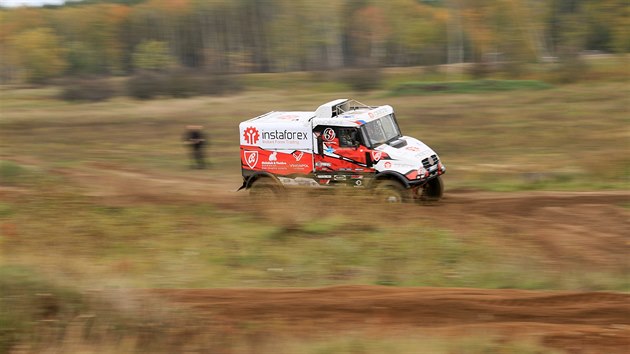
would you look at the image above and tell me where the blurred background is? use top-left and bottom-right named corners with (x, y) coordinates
top-left (0, 0), bottom-right (628, 85)
top-left (0, 1), bottom-right (628, 353)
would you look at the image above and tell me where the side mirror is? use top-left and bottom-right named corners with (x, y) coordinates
top-left (317, 135), bottom-right (324, 156)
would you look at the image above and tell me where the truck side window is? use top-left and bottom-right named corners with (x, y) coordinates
top-left (339, 128), bottom-right (359, 147)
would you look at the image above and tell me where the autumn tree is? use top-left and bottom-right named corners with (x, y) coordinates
top-left (0, 0), bottom-right (626, 80)
top-left (132, 40), bottom-right (176, 71)
top-left (8, 27), bottom-right (67, 83)
top-left (379, 0), bottom-right (448, 66)
top-left (269, 0), bottom-right (343, 71)
top-left (581, 0), bottom-right (630, 53)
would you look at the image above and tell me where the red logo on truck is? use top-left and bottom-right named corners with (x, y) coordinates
top-left (244, 151), bottom-right (259, 168)
top-left (323, 128), bottom-right (336, 141)
top-left (292, 151), bottom-right (304, 161)
top-left (243, 127), bottom-right (260, 145)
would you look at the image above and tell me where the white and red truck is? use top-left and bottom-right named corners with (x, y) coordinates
top-left (238, 99), bottom-right (445, 202)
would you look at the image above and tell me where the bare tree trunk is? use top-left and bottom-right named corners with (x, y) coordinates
top-left (514, 0), bottom-right (551, 62)
top-left (447, 0), bottom-right (464, 79)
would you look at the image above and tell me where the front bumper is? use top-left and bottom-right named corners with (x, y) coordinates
top-left (408, 162), bottom-right (446, 187)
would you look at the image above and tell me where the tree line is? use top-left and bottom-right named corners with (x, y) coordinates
top-left (1, 0), bottom-right (628, 83)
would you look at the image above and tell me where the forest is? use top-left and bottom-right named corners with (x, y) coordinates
top-left (1, 0), bottom-right (628, 83)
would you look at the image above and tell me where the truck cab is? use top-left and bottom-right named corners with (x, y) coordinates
top-left (239, 99), bottom-right (445, 202)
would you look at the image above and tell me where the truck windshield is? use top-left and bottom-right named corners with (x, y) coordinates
top-left (361, 114), bottom-right (401, 148)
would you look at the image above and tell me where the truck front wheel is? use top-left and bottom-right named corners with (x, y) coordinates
top-left (374, 180), bottom-right (412, 203)
top-left (420, 176), bottom-right (443, 201)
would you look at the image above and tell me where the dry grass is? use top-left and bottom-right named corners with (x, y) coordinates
top-left (1, 79), bottom-right (628, 190)
top-left (1, 63), bottom-right (628, 353)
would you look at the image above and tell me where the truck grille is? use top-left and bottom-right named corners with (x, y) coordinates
top-left (422, 155), bottom-right (439, 168)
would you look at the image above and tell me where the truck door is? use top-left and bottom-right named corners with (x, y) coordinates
top-left (314, 126), bottom-right (369, 174)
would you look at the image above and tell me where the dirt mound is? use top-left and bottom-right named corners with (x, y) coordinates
top-left (419, 190), bottom-right (630, 270)
top-left (145, 286), bottom-right (630, 353)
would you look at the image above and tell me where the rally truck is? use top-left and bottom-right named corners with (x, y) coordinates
top-left (238, 99), bottom-right (445, 202)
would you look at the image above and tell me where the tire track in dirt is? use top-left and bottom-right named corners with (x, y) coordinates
top-left (149, 286), bottom-right (630, 327)
top-left (143, 286), bottom-right (630, 353)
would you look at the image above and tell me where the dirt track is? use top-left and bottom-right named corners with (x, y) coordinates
top-left (146, 286), bottom-right (630, 353)
top-left (5, 160), bottom-right (630, 352)
top-left (61, 163), bottom-right (628, 352)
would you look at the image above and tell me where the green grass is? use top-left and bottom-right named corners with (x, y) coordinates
top-left (0, 265), bottom-right (86, 353)
top-left (1, 181), bottom-right (626, 291)
top-left (389, 79), bottom-right (553, 96)
top-left (284, 335), bottom-right (560, 354)
top-left (0, 161), bottom-right (29, 185)
top-left (1, 80), bottom-right (628, 192)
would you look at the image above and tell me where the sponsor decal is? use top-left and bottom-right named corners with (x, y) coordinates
top-left (292, 151), bottom-right (304, 161)
top-left (351, 175), bottom-right (363, 179)
top-left (334, 175), bottom-right (347, 181)
top-left (371, 151), bottom-right (383, 162)
top-left (244, 151), bottom-right (258, 168)
top-left (354, 120), bottom-right (366, 125)
top-left (262, 130), bottom-right (308, 141)
top-left (315, 161), bottom-right (331, 167)
top-left (324, 144), bottom-right (335, 155)
top-left (369, 107), bottom-right (389, 118)
top-left (243, 126), bottom-right (309, 146)
top-left (384, 161), bottom-right (392, 169)
top-left (323, 127), bottom-right (336, 141)
top-left (243, 149), bottom-right (312, 175)
top-left (243, 127), bottom-right (260, 145)
top-left (262, 151), bottom-right (286, 168)
top-left (405, 146), bottom-right (421, 152)
top-left (355, 180), bottom-right (363, 186)
top-left (317, 175), bottom-right (332, 179)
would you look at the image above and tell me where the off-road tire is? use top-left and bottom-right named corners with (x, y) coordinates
top-left (374, 180), bottom-right (412, 203)
top-left (249, 177), bottom-right (282, 201)
top-left (420, 176), bottom-right (443, 202)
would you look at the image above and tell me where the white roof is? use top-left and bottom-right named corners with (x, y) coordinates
top-left (312, 105), bottom-right (394, 127)
top-left (241, 100), bottom-right (394, 128)
top-left (246, 111), bottom-right (314, 124)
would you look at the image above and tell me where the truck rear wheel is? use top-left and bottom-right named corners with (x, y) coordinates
top-left (374, 180), bottom-right (412, 203)
top-left (420, 176), bottom-right (443, 201)
top-left (249, 177), bottom-right (282, 201)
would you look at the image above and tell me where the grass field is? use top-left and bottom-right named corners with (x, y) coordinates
top-left (0, 59), bottom-right (628, 353)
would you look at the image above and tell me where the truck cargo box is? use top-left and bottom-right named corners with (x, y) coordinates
top-left (239, 111), bottom-right (315, 176)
